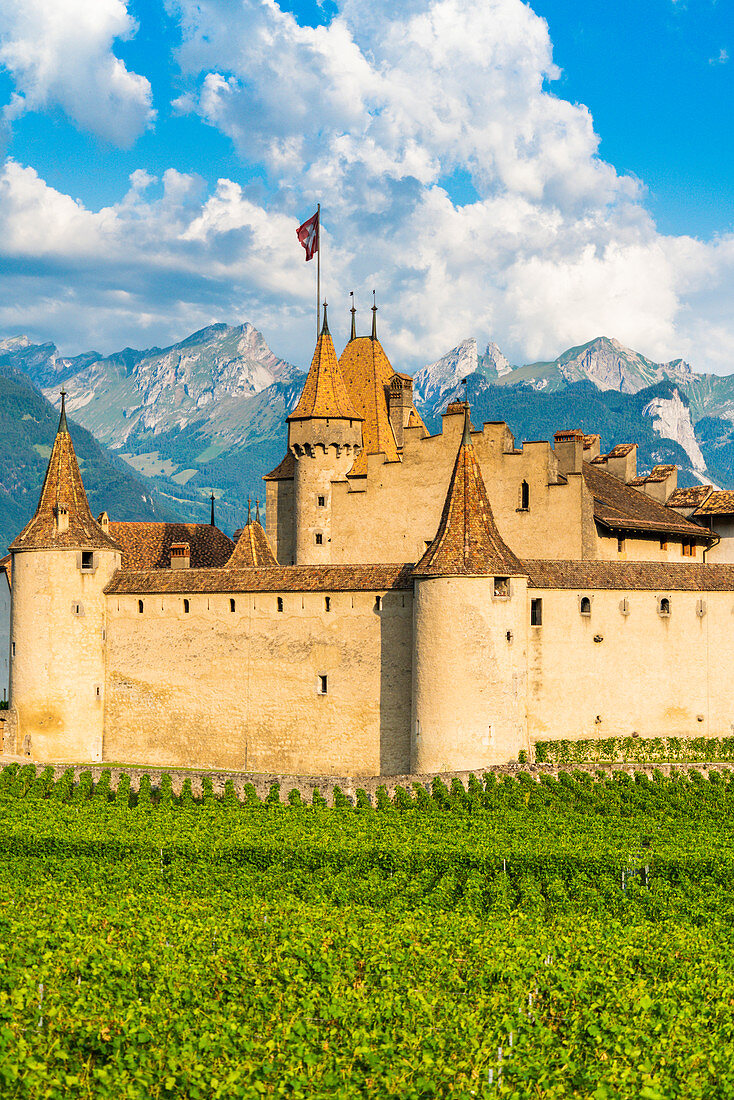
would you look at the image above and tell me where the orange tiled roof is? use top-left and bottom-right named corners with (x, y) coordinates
top-left (0, 554), bottom-right (10, 588)
top-left (667, 485), bottom-right (712, 509)
top-left (338, 336), bottom-right (400, 475)
top-left (226, 521), bottom-right (277, 568)
top-left (106, 563), bottom-right (414, 595)
top-left (109, 522), bottom-right (234, 570)
top-left (694, 490), bottom-right (734, 516)
top-left (288, 320), bottom-right (361, 422)
top-left (583, 463), bottom-right (714, 539)
top-left (10, 404), bottom-right (120, 553)
top-left (414, 407), bottom-right (524, 577)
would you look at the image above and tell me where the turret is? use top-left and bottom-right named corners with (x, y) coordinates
top-left (411, 404), bottom-right (529, 771)
top-left (288, 305), bottom-right (363, 564)
top-left (7, 394), bottom-right (121, 762)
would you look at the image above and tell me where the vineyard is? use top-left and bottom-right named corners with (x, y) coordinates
top-left (2, 763), bottom-right (734, 1098)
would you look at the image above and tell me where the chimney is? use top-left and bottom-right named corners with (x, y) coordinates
top-left (170, 542), bottom-right (190, 570)
top-left (605, 444), bottom-right (637, 483)
top-left (388, 374), bottom-right (414, 449)
top-left (54, 505), bottom-right (69, 534)
top-left (554, 430), bottom-right (584, 475)
top-left (640, 464), bottom-right (678, 504)
top-left (583, 434), bottom-right (601, 462)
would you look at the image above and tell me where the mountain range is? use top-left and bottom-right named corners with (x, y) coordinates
top-left (2, 325), bottom-right (734, 548)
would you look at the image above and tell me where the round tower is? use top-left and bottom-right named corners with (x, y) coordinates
top-left (7, 395), bottom-right (121, 762)
top-left (288, 305), bottom-right (362, 565)
top-left (411, 404), bottom-right (529, 772)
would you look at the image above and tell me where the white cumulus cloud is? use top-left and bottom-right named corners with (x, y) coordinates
top-left (0, 0), bottom-right (154, 145)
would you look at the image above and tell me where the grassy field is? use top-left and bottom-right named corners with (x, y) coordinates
top-left (1, 765), bottom-right (733, 1099)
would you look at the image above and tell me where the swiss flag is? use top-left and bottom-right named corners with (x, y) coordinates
top-left (296, 210), bottom-right (319, 261)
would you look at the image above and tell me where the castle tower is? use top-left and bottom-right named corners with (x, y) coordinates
top-left (411, 404), bottom-right (529, 772)
top-left (7, 395), bottom-right (122, 762)
top-left (288, 306), bottom-right (363, 564)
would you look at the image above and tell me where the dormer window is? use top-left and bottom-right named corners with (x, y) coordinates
top-left (54, 505), bottom-right (69, 534)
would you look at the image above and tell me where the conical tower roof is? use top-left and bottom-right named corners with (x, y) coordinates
top-left (9, 396), bottom-right (120, 552)
top-left (288, 307), bottom-right (362, 422)
top-left (413, 405), bottom-right (524, 577)
top-left (226, 517), bottom-right (277, 568)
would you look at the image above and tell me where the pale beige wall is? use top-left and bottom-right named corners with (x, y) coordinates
top-left (9, 548), bottom-right (120, 762)
top-left (289, 419), bottom-right (362, 565)
top-left (594, 533), bottom-right (703, 562)
top-left (0, 574), bottom-right (9, 703)
top-left (707, 520), bottom-right (734, 563)
top-left (331, 411), bottom-right (586, 565)
top-left (411, 576), bottom-right (529, 771)
top-left (527, 587), bottom-right (734, 743)
top-left (104, 587), bottom-right (413, 776)
top-left (265, 478), bottom-right (295, 565)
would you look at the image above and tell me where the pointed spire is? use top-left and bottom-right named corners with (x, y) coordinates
top-left (413, 403), bottom-right (524, 578)
top-left (9, 408), bottom-right (119, 552)
top-left (288, 308), bottom-right (362, 422)
top-left (226, 500), bottom-right (277, 568)
top-left (349, 291), bottom-right (357, 341)
top-left (210, 492), bottom-right (215, 527)
top-left (371, 290), bottom-right (378, 340)
top-left (256, 497), bottom-right (261, 524)
top-left (247, 497), bottom-right (252, 524)
top-left (58, 388), bottom-right (68, 433)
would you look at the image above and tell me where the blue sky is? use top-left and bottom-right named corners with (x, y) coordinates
top-left (0, 0), bottom-right (732, 373)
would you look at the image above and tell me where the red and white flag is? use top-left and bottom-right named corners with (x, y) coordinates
top-left (296, 209), bottom-right (319, 261)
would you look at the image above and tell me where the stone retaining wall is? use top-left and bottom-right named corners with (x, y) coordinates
top-left (1, 755), bottom-right (733, 802)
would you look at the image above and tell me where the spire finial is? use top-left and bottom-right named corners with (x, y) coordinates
top-left (320, 300), bottom-right (330, 335)
top-left (256, 497), bottom-right (261, 524)
top-left (210, 492), bottom-right (215, 527)
top-left (349, 291), bottom-right (356, 341)
top-left (462, 395), bottom-right (472, 446)
top-left (58, 387), bottom-right (68, 433)
top-left (371, 290), bottom-right (377, 341)
top-left (247, 496), bottom-right (251, 524)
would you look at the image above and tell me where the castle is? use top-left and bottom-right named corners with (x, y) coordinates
top-left (5, 306), bottom-right (734, 775)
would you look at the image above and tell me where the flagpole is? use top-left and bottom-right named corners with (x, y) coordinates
top-left (317, 202), bottom-right (321, 339)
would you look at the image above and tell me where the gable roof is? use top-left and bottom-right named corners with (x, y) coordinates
top-left (694, 489), bottom-right (734, 517)
top-left (414, 406), bottom-right (525, 577)
top-left (583, 462), bottom-right (714, 540)
top-left (667, 485), bottom-right (712, 509)
top-left (226, 521), bottom-right (277, 568)
top-left (10, 400), bottom-right (120, 553)
top-left (108, 522), bottom-right (234, 570)
top-left (288, 315), bottom-right (362, 422)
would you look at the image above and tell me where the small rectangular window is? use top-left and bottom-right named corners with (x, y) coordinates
top-left (318, 674), bottom-right (328, 695)
top-left (138, 600), bottom-right (144, 614)
top-left (317, 495), bottom-right (326, 507)
top-left (277, 597), bottom-right (283, 612)
top-left (660, 539), bottom-right (668, 551)
top-left (530, 598), bottom-right (543, 626)
top-left (324, 596), bottom-right (331, 612)
top-left (494, 577), bottom-right (510, 597)
top-left (315, 533), bottom-right (323, 545)
top-left (11, 642), bottom-right (15, 657)
top-left (81, 551), bottom-right (94, 572)
top-left (230, 598), bottom-right (236, 613)
top-left (374, 595), bottom-right (382, 612)
top-left (183, 599), bottom-right (190, 613)
top-left (617, 537), bottom-right (626, 553)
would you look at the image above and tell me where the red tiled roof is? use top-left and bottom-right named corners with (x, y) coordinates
top-left (0, 554), bottom-right (10, 588)
top-left (414, 406), bottom-right (524, 578)
top-left (109, 522), bottom-right (234, 570)
top-left (10, 405), bottom-right (120, 553)
top-left (583, 463), bottom-right (714, 540)
top-left (105, 563), bottom-right (414, 595)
